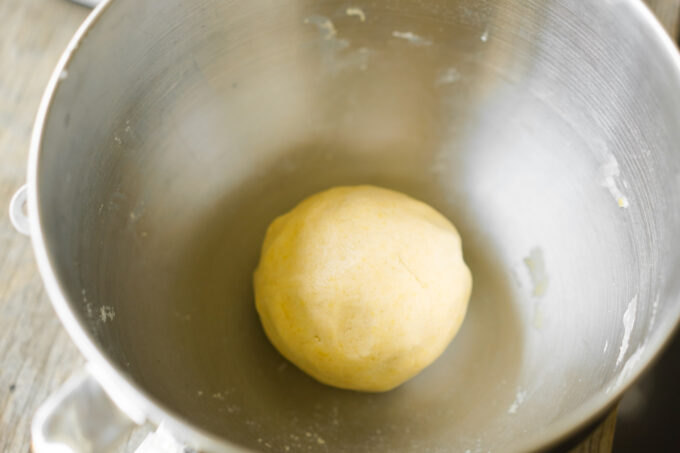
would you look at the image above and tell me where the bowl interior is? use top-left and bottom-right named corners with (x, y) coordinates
top-left (37, 0), bottom-right (680, 451)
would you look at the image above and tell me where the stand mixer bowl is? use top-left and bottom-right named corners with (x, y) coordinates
top-left (27, 0), bottom-right (680, 451)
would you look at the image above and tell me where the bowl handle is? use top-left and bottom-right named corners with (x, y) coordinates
top-left (9, 185), bottom-right (30, 236)
top-left (31, 366), bottom-right (137, 452)
top-left (31, 365), bottom-right (189, 453)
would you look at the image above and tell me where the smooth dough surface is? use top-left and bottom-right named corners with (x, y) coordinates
top-left (253, 185), bottom-right (472, 392)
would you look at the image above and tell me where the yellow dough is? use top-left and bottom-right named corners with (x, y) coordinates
top-left (253, 185), bottom-right (472, 392)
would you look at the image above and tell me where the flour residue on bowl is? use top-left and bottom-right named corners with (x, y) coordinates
top-left (129, 200), bottom-right (145, 223)
top-left (256, 430), bottom-right (327, 451)
top-left (82, 289), bottom-right (116, 326)
top-left (600, 153), bottom-right (629, 208)
top-left (510, 247), bottom-right (549, 330)
top-left (392, 30), bottom-right (432, 46)
top-left (82, 289), bottom-right (96, 323)
top-left (99, 305), bottom-right (116, 322)
top-left (303, 15), bottom-right (372, 73)
top-left (345, 7), bottom-right (366, 21)
top-left (616, 294), bottom-right (637, 366)
top-left (436, 67), bottom-right (461, 86)
top-left (304, 15), bottom-right (337, 39)
top-left (508, 388), bottom-right (527, 414)
top-left (212, 391), bottom-right (226, 401)
top-left (524, 246), bottom-right (548, 298)
top-left (305, 431), bottom-right (326, 445)
top-left (480, 28), bottom-right (489, 42)
top-left (85, 302), bottom-right (94, 319)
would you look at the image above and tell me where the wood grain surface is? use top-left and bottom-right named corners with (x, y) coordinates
top-left (0, 1), bottom-right (149, 451)
top-left (0, 1), bottom-right (676, 452)
top-left (0, 2), bottom-right (88, 452)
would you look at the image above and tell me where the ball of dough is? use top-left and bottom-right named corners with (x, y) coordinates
top-left (253, 185), bottom-right (472, 392)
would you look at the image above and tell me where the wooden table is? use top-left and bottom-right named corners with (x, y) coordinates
top-left (0, 1), bottom-right (676, 452)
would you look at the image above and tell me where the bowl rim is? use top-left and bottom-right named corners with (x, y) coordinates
top-left (25, 0), bottom-right (680, 451)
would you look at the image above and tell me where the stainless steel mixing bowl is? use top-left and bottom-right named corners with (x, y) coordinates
top-left (22, 0), bottom-right (680, 451)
